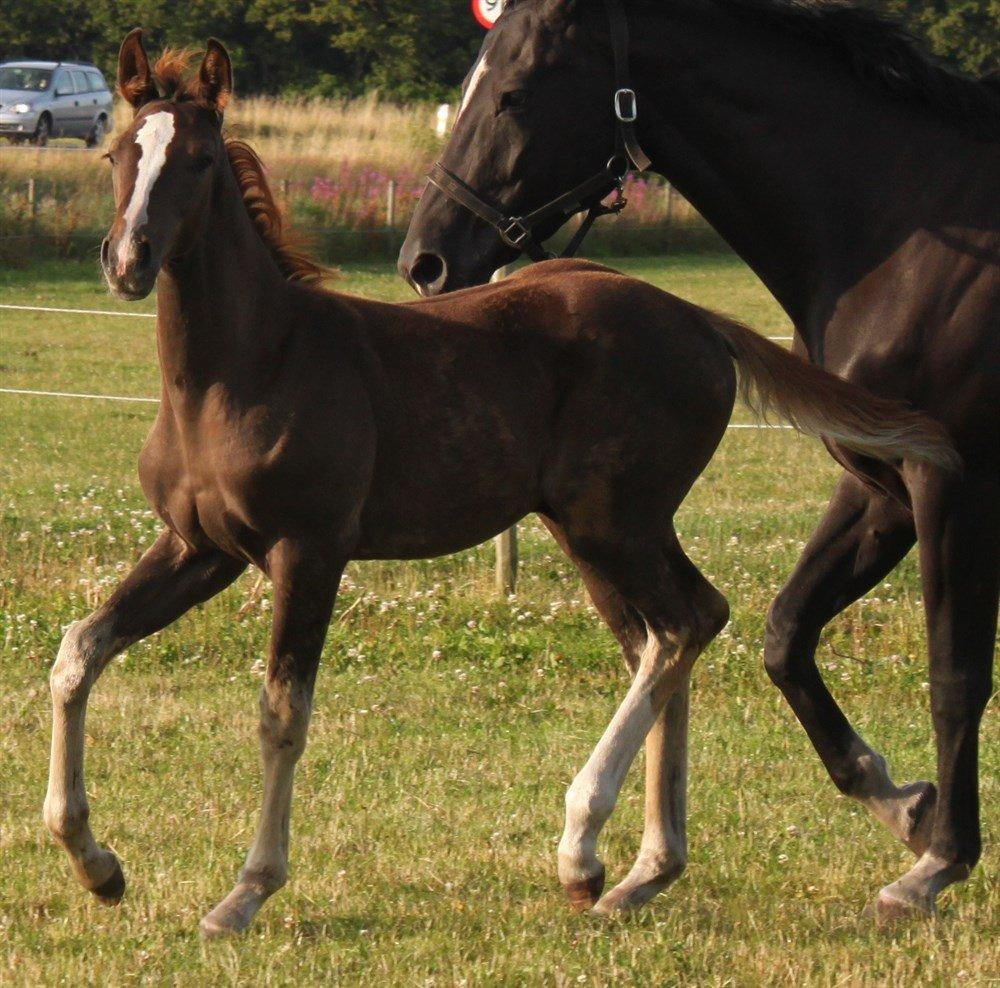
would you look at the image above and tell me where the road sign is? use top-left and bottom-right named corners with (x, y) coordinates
top-left (472, 0), bottom-right (505, 30)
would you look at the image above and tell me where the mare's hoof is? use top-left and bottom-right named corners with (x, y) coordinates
top-left (871, 884), bottom-right (935, 927)
top-left (90, 859), bottom-right (126, 906)
top-left (563, 866), bottom-right (606, 913)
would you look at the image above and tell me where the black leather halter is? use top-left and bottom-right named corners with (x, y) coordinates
top-left (427, 0), bottom-right (652, 263)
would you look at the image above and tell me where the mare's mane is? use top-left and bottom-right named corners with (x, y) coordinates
top-left (506, 0), bottom-right (999, 136)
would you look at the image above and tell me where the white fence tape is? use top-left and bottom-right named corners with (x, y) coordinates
top-left (0, 387), bottom-right (158, 404)
top-left (1, 304), bottom-right (156, 319)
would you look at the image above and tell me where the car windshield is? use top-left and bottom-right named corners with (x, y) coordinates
top-left (0, 67), bottom-right (53, 92)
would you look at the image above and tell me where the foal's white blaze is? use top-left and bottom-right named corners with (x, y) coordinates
top-left (117, 110), bottom-right (176, 272)
top-left (459, 55), bottom-right (490, 118)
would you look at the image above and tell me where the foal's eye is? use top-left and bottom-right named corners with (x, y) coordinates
top-left (193, 154), bottom-right (215, 172)
top-left (499, 89), bottom-right (531, 112)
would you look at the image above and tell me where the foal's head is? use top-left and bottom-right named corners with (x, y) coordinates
top-left (400, 0), bottom-right (614, 294)
top-left (102, 30), bottom-right (232, 300)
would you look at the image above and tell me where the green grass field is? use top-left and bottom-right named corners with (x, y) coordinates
top-left (0, 255), bottom-right (996, 986)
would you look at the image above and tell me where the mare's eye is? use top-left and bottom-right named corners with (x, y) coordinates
top-left (499, 89), bottom-right (531, 112)
top-left (193, 154), bottom-right (214, 172)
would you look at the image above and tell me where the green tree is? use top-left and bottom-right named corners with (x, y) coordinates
top-left (864, 0), bottom-right (1000, 74)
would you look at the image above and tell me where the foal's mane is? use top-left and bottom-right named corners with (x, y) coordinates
top-left (141, 50), bottom-right (328, 285)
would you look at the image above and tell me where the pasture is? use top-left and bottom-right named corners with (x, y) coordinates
top-left (0, 254), bottom-right (996, 985)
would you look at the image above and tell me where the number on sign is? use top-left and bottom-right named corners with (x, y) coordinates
top-left (472, 0), bottom-right (505, 30)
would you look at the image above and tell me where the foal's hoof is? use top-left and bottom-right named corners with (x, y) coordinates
top-left (563, 866), bottom-right (606, 913)
top-left (200, 883), bottom-right (268, 938)
top-left (592, 859), bottom-right (684, 916)
top-left (90, 858), bottom-right (126, 906)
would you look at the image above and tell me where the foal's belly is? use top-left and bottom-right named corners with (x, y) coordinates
top-left (352, 445), bottom-right (543, 560)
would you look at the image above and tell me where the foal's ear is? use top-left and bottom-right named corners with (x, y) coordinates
top-left (195, 39), bottom-right (233, 114)
top-left (118, 28), bottom-right (158, 111)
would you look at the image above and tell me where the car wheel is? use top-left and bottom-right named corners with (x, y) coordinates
top-left (86, 116), bottom-right (107, 148)
top-left (34, 115), bottom-right (51, 147)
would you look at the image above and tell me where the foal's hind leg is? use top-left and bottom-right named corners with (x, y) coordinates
top-left (764, 473), bottom-right (935, 854)
top-left (44, 531), bottom-right (246, 903)
top-left (554, 533), bottom-right (728, 915)
top-left (201, 540), bottom-right (342, 937)
top-left (542, 518), bottom-right (690, 911)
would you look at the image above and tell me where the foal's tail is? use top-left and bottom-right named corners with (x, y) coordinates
top-left (705, 314), bottom-right (961, 470)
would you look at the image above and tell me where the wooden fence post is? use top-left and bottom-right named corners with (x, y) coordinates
top-left (664, 181), bottom-right (675, 251)
top-left (27, 178), bottom-right (37, 228)
top-left (386, 179), bottom-right (397, 256)
top-left (491, 265), bottom-right (519, 595)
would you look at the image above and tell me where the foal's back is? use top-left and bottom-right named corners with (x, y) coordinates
top-left (321, 260), bottom-right (737, 558)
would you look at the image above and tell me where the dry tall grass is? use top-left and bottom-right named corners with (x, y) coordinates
top-left (0, 94), bottom-right (711, 260)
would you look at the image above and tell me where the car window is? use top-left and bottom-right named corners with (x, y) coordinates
top-left (53, 71), bottom-right (73, 96)
top-left (71, 71), bottom-right (89, 94)
top-left (86, 70), bottom-right (106, 92)
top-left (0, 66), bottom-right (53, 91)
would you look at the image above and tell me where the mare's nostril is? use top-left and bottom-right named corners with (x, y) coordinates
top-left (100, 238), bottom-right (111, 269)
top-left (410, 252), bottom-right (447, 292)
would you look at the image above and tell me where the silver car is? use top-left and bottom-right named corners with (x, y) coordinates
top-left (0, 61), bottom-right (113, 146)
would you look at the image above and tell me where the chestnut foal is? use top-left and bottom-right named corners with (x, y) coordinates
top-left (43, 32), bottom-right (958, 936)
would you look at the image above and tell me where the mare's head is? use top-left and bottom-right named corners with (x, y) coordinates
top-left (399, 0), bottom-right (618, 295)
top-left (102, 30), bottom-right (233, 300)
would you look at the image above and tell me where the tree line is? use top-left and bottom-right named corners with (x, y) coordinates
top-left (2, 1), bottom-right (996, 100)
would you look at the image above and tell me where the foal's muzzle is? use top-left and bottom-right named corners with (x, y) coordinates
top-left (102, 232), bottom-right (156, 300)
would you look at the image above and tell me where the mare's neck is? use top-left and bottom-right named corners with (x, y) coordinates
top-left (154, 159), bottom-right (288, 397)
top-left (616, 3), bottom-right (993, 348)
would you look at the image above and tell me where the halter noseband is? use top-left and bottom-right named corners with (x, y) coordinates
top-left (427, 0), bottom-right (651, 264)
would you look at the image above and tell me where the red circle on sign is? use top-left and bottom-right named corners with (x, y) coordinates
top-left (472, 0), bottom-right (504, 30)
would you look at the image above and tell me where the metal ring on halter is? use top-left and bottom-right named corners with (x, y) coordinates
top-left (499, 219), bottom-right (534, 249)
top-left (614, 88), bottom-right (638, 123)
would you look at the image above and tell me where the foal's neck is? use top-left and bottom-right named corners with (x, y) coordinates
top-left (154, 159), bottom-right (289, 400)
top-left (619, 4), bottom-right (994, 346)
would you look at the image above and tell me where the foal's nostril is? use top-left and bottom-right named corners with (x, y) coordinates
top-left (100, 237), bottom-right (111, 269)
top-left (134, 238), bottom-right (152, 272)
top-left (410, 252), bottom-right (447, 293)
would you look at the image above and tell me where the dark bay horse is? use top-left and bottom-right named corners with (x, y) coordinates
top-left (44, 30), bottom-right (957, 936)
top-left (400, 0), bottom-right (999, 921)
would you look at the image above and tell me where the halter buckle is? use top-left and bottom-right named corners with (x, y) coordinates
top-left (614, 87), bottom-right (638, 123)
top-left (499, 218), bottom-right (533, 249)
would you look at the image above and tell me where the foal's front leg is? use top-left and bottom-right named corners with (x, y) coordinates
top-left (201, 541), bottom-right (343, 937)
top-left (44, 531), bottom-right (246, 902)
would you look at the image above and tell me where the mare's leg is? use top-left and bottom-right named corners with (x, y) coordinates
top-left (201, 540), bottom-right (343, 937)
top-left (543, 517), bottom-right (689, 912)
top-left (44, 530), bottom-right (246, 901)
top-left (876, 469), bottom-right (997, 919)
top-left (553, 532), bottom-right (728, 915)
top-left (764, 472), bottom-right (935, 852)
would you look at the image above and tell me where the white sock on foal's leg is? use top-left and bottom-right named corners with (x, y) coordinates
top-left (558, 630), bottom-right (692, 910)
top-left (593, 677), bottom-right (690, 914)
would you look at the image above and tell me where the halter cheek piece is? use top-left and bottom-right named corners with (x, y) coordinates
top-left (427, 0), bottom-right (651, 263)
